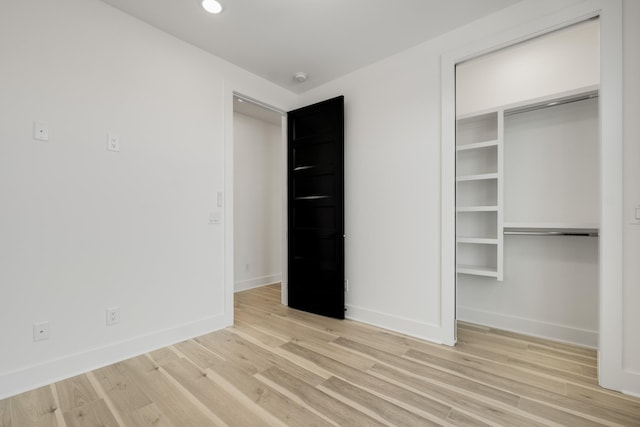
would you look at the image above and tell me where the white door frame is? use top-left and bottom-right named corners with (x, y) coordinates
top-left (440, 0), bottom-right (626, 391)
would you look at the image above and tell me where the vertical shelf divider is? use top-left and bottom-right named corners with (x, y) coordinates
top-left (496, 109), bottom-right (504, 281)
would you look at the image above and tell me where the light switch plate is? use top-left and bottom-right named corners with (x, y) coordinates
top-left (107, 133), bottom-right (120, 152)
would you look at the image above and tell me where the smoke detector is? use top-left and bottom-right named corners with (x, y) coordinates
top-left (294, 72), bottom-right (308, 83)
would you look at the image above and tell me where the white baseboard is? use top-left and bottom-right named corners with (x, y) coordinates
top-left (346, 304), bottom-right (447, 344)
top-left (0, 313), bottom-right (229, 400)
top-left (457, 306), bottom-right (598, 348)
top-left (234, 274), bottom-right (282, 292)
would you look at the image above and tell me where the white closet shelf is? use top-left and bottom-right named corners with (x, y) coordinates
top-left (456, 173), bottom-right (498, 182)
top-left (456, 140), bottom-right (499, 151)
top-left (457, 237), bottom-right (498, 244)
top-left (456, 265), bottom-right (498, 278)
top-left (456, 206), bottom-right (498, 212)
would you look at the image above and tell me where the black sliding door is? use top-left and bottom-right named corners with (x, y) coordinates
top-left (287, 96), bottom-right (345, 319)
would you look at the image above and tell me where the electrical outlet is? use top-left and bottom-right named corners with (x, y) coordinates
top-left (106, 307), bottom-right (120, 326)
top-left (33, 121), bottom-right (49, 141)
top-left (33, 321), bottom-right (50, 342)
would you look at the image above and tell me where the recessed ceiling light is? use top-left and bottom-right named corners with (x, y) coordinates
top-left (202, 0), bottom-right (223, 14)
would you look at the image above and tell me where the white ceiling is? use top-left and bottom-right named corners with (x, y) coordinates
top-left (99, 0), bottom-right (520, 94)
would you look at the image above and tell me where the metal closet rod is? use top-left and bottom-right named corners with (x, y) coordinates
top-left (233, 92), bottom-right (286, 115)
top-left (504, 92), bottom-right (598, 116)
top-left (504, 231), bottom-right (599, 237)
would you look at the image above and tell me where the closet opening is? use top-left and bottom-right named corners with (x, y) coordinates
top-left (454, 19), bottom-right (601, 350)
top-left (232, 93), bottom-right (287, 305)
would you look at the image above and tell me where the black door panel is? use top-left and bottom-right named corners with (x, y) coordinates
top-left (288, 96), bottom-right (345, 319)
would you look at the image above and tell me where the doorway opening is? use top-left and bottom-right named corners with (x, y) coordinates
top-left (232, 93), bottom-right (286, 306)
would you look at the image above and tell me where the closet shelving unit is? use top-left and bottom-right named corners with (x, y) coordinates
top-left (455, 85), bottom-right (599, 281)
top-left (455, 110), bottom-right (504, 280)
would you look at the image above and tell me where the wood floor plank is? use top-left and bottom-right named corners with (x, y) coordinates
top-left (369, 363), bottom-right (551, 427)
top-left (403, 347), bottom-right (567, 394)
top-left (567, 382), bottom-right (640, 417)
top-left (582, 365), bottom-right (599, 377)
top-left (128, 403), bottom-right (176, 427)
top-left (237, 308), bottom-right (339, 344)
top-left (454, 340), bottom-right (599, 386)
top-left (233, 319), bottom-right (289, 348)
top-left (446, 409), bottom-right (492, 426)
top-left (119, 355), bottom-right (223, 426)
top-left (320, 376), bottom-right (440, 426)
top-left (487, 327), bottom-right (598, 358)
top-left (148, 347), bottom-right (182, 367)
top-left (527, 343), bottom-right (597, 366)
top-left (160, 357), bottom-right (281, 427)
top-left (196, 329), bottom-right (326, 386)
top-left (259, 366), bottom-right (386, 427)
top-left (281, 341), bottom-right (453, 420)
top-left (373, 358), bottom-right (639, 426)
top-left (295, 340), bottom-right (378, 372)
top-left (8, 386), bottom-right (59, 427)
top-left (517, 397), bottom-right (607, 427)
top-left (172, 340), bottom-right (226, 370)
top-left (457, 334), bottom-right (593, 375)
top-left (333, 336), bottom-right (543, 404)
top-left (54, 375), bottom-right (100, 413)
top-left (90, 362), bottom-right (154, 424)
top-left (0, 398), bottom-right (12, 427)
top-left (205, 360), bottom-right (334, 427)
top-left (63, 399), bottom-right (118, 427)
top-left (456, 321), bottom-right (491, 334)
top-left (459, 328), bottom-right (594, 372)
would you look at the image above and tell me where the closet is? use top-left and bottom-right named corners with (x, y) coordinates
top-left (455, 19), bottom-right (600, 348)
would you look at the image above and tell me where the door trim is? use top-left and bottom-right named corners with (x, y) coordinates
top-left (440, 0), bottom-right (626, 391)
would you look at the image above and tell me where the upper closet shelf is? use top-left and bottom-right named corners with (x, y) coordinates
top-left (456, 140), bottom-right (499, 151)
top-left (456, 173), bottom-right (498, 182)
top-left (456, 206), bottom-right (498, 212)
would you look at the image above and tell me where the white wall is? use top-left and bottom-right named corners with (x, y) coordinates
top-left (298, 0), bottom-right (640, 394)
top-left (233, 112), bottom-right (282, 291)
top-left (0, 0), bottom-right (295, 399)
top-left (456, 19), bottom-right (600, 116)
top-left (622, 0), bottom-right (640, 377)
top-left (300, 42), bottom-right (445, 339)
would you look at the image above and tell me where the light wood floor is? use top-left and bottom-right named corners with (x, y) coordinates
top-left (2, 284), bottom-right (639, 426)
